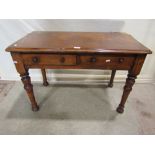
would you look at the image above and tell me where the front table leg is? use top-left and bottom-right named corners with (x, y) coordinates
top-left (116, 74), bottom-right (136, 113)
top-left (21, 72), bottom-right (39, 111)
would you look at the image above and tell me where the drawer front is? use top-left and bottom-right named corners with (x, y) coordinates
top-left (80, 55), bottom-right (135, 69)
top-left (22, 54), bottom-right (77, 66)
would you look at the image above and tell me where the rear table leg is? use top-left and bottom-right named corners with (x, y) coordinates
top-left (108, 70), bottom-right (116, 87)
top-left (41, 69), bottom-right (49, 86)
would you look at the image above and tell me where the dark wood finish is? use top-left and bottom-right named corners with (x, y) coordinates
top-left (19, 53), bottom-right (135, 70)
top-left (10, 53), bottom-right (39, 111)
top-left (108, 70), bottom-right (116, 87)
top-left (6, 31), bottom-right (151, 54)
top-left (6, 31), bottom-right (152, 113)
top-left (79, 55), bottom-right (134, 69)
top-left (21, 72), bottom-right (39, 111)
top-left (117, 73), bottom-right (136, 113)
top-left (22, 54), bottom-right (77, 66)
top-left (41, 69), bottom-right (49, 86)
top-left (116, 54), bottom-right (146, 113)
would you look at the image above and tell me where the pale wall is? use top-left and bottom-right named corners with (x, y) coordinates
top-left (0, 19), bottom-right (154, 83)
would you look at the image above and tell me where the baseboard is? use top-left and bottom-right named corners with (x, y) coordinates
top-left (46, 74), bottom-right (155, 84)
top-left (1, 73), bottom-right (155, 84)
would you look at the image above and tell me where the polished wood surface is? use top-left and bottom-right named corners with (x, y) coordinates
top-left (6, 31), bottom-right (151, 54)
top-left (21, 53), bottom-right (135, 70)
top-left (22, 54), bottom-right (77, 66)
top-left (6, 31), bottom-right (152, 113)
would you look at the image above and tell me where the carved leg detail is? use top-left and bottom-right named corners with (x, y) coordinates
top-left (108, 70), bottom-right (116, 87)
top-left (21, 73), bottom-right (39, 111)
top-left (116, 74), bottom-right (136, 113)
top-left (41, 69), bottom-right (49, 86)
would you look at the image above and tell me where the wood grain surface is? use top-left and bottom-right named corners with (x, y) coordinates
top-left (6, 31), bottom-right (152, 54)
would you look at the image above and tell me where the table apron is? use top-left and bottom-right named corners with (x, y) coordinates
top-left (19, 53), bottom-right (136, 70)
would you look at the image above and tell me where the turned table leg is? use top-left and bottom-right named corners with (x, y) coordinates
top-left (108, 70), bottom-right (116, 87)
top-left (116, 74), bottom-right (136, 113)
top-left (21, 72), bottom-right (39, 111)
top-left (41, 69), bottom-right (49, 86)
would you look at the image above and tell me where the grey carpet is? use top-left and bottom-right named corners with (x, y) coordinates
top-left (0, 81), bottom-right (155, 134)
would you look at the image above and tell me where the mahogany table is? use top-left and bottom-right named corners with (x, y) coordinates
top-left (6, 31), bottom-right (152, 113)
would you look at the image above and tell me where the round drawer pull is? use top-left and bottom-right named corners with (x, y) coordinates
top-left (32, 57), bottom-right (39, 63)
top-left (90, 57), bottom-right (96, 63)
top-left (119, 58), bottom-right (124, 63)
top-left (60, 57), bottom-right (65, 63)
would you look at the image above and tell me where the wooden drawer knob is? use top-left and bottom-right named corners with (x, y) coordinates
top-left (60, 57), bottom-right (65, 63)
top-left (90, 57), bottom-right (96, 63)
top-left (119, 58), bottom-right (124, 63)
top-left (32, 57), bottom-right (39, 63)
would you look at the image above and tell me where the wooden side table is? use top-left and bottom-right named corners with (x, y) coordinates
top-left (6, 31), bottom-right (152, 113)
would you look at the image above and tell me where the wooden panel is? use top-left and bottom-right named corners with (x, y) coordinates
top-left (130, 54), bottom-right (146, 75)
top-left (21, 53), bottom-right (135, 70)
top-left (5, 31), bottom-right (152, 54)
top-left (22, 54), bottom-right (77, 66)
top-left (11, 53), bottom-right (27, 75)
top-left (79, 55), bottom-right (135, 70)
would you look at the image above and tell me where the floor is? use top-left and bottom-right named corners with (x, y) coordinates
top-left (0, 80), bottom-right (155, 135)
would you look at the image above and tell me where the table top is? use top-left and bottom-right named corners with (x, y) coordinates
top-left (6, 31), bottom-right (152, 54)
